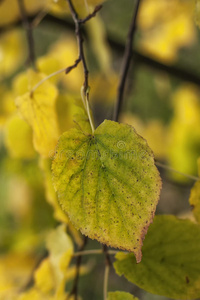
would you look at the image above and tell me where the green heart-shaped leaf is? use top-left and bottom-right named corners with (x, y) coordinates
top-left (114, 215), bottom-right (200, 299)
top-left (52, 120), bottom-right (161, 262)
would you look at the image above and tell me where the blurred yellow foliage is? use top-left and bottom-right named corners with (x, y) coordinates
top-left (0, 30), bottom-right (26, 80)
top-left (90, 73), bottom-right (118, 105)
top-left (46, 225), bottom-right (73, 285)
top-left (0, 86), bottom-right (16, 127)
top-left (120, 113), bottom-right (167, 159)
top-left (195, 0), bottom-right (200, 27)
top-left (16, 225), bottom-right (84, 299)
top-left (167, 85), bottom-right (200, 181)
top-left (0, 253), bottom-right (36, 300)
top-left (37, 36), bottom-right (83, 92)
top-left (86, 14), bottom-right (112, 74)
top-left (6, 177), bottom-right (32, 222)
top-left (13, 225), bottom-right (74, 299)
top-left (14, 70), bottom-right (59, 157)
top-left (56, 93), bottom-right (91, 134)
top-left (1, 0), bottom-right (200, 299)
top-left (4, 114), bottom-right (36, 159)
top-left (40, 158), bottom-right (69, 223)
top-left (138, 0), bottom-right (196, 63)
top-left (36, 55), bottom-right (61, 84)
top-left (0, 0), bottom-right (46, 26)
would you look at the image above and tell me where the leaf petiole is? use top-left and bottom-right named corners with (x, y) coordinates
top-left (73, 249), bottom-right (128, 257)
top-left (30, 67), bottom-right (67, 96)
top-left (156, 161), bottom-right (200, 181)
top-left (81, 86), bottom-right (95, 134)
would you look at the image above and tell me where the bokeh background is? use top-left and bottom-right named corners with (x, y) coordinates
top-left (0, 0), bottom-right (200, 299)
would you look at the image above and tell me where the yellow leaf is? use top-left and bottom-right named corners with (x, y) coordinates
top-left (46, 225), bottom-right (74, 287)
top-left (37, 36), bottom-right (83, 92)
top-left (138, 0), bottom-right (196, 63)
top-left (37, 55), bottom-right (61, 84)
top-left (34, 258), bottom-right (54, 294)
top-left (40, 158), bottom-right (69, 223)
top-left (0, 30), bottom-right (26, 79)
top-left (14, 70), bottom-right (59, 157)
top-left (4, 114), bottom-right (36, 159)
top-left (17, 288), bottom-right (50, 300)
top-left (0, 253), bottom-right (36, 298)
top-left (0, 86), bottom-right (16, 127)
top-left (51, 37), bottom-right (83, 91)
top-left (27, 225), bottom-right (75, 299)
top-left (167, 85), bottom-right (200, 181)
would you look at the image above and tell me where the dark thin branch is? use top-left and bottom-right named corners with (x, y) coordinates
top-left (20, 250), bottom-right (48, 292)
top-left (65, 57), bottom-right (81, 74)
top-left (133, 50), bottom-right (200, 85)
top-left (103, 245), bottom-right (112, 300)
top-left (66, 0), bottom-right (89, 94)
top-left (66, 1), bottom-right (102, 94)
top-left (79, 4), bottom-right (102, 24)
top-left (1, 14), bottom-right (200, 86)
top-left (17, 0), bottom-right (36, 68)
top-left (103, 245), bottom-right (112, 267)
top-left (113, 0), bottom-right (141, 122)
top-left (68, 236), bottom-right (88, 300)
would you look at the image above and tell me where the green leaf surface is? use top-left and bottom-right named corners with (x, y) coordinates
top-left (189, 180), bottom-right (200, 223)
top-left (114, 215), bottom-right (200, 300)
top-left (52, 120), bottom-right (161, 262)
top-left (189, 158), bottom-right (200, 223)
top-left (107, 291), bottom-right (138, 300)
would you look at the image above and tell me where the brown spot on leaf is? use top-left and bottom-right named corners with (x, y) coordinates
top-left (185, 276), bottom-right (190, 284)
top-left (190, 205), bottom-right (195, 210)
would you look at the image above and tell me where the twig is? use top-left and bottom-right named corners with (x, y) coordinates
top-left (66, 0), bottom-right (100, 133)
top-left (2, 15), bottom-right (200, 86)
top-left (65, 57), bottom-right (81, 74)
top-left (68, 236), bottom-right (88, 300)
top-left (66, 0), bottom-right (89, 94)
top-left (17, 0), bottom-right (36, 68)
top-left (31, 8), bottom-right (49, 28)
top-left (30, 60), bottom-right (82, 96)
top-left (20, 250), bottom-right (48, 292)
top-left (44, 15), bottom-right (200, 86)
top-left (156, 161), bottom-right (200, 181)
top-left (113, 0), bottom-right (141, 121)
top-left (79, 5), bottom-right (102, 24)
top-left (103, 245), bottom-right (112, 267)
top-left (103, 245), bottom-right (112, 300)
top-left (73, 249), bottom-right (128, 257)
top-left (73, 249), bottom-right (103, 257)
